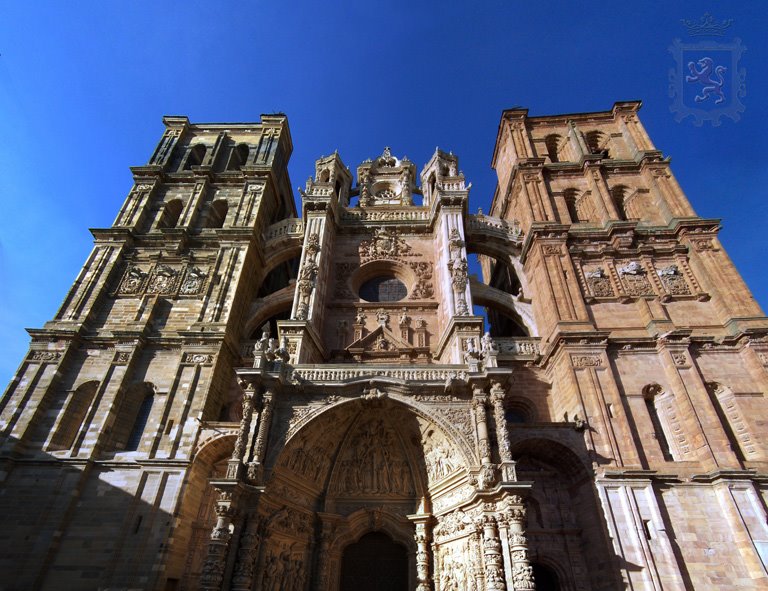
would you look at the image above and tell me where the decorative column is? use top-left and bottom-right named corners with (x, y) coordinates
top-left (247, 389), bottom-right (274, 484)
top-left (200, 489), bottom-right (238, 591)
top-left (313, 520), bottom-right (335, 591)
top-left (470, 529), bottom-right (485, 591)
top-left (502, 496), bottom-right (535, 590)
top-left (231, 514), bottom-right (262, 591)
top-left (226, 384), bottom-right (255, 480)
top-left (481, 513), bottom-right (506, 591)
top-left (490, 382), bottom-right (516, 482)
top-left (472, 386), bottom-right (497, 490)
top-left (447, 228), bottom-right (471, 317)
top-left (472, 387), bottom-right (492, 464)
top-left (412, 517), bottom-right (433, 591)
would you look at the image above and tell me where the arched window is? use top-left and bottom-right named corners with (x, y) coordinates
top-left (183, 144), bottom-right (207, 170)
top-left (563, 188), bottom-right (580, 223)
top-left (544, 134), bottom-right (562, 163)
top-left (257, 257), bottom-right (300, 298)
top-left (359, 276), bottom-right (408, 302)
top-left (610, 185), bottom-right (629, 220)
top-left (227, 143), bottom-right (249, 171)
top-left (110, 382), bottom-right (156, 452)
top-left (205, 199), bottom-right (228, 229)
top-left (643, 384), bottom-right (674, 461)
top-left (125, 391), bottom-right (154, 451)
top-left (585, 130), bottom-right (610, 158)
top-left (158, 199), bottom-right (183, 229)
top-left (48, 381), bottom-right (99, 451)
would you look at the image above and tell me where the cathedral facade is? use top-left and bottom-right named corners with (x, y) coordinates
top-left (1, 102), bottom-right (767, 590)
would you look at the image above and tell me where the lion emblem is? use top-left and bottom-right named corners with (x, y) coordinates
top-left (686, 57), bottom-right (726, 104)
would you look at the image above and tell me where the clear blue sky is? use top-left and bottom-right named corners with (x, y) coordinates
top-left (1, 1), bottom-right (766, 386)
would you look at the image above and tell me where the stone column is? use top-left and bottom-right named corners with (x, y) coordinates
top-left (231, 514), bottom-right (262, 591)
top-left (472, 387), bottom-right (492, 465)
top-left (502, 496), bottom-right (535, 590)
top-left (470, 529), bottom-right (485, 591)
top-left (481, 514), bottom-right (506, 591)
top-left (413, 520), bottom-right (433, 591)
top-left (226, 385), bottom-right (255, 480)
top-left (248, 390), bottom-right (274, 484)
top-left (313, 520), bottom-right (334, 591)
top-left (490, 382), bottom-right (516, 482)
top-left (200, 489), bottom-right (238, 591)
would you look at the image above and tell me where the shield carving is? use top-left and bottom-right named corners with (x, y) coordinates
top-left (668, 37), bottom-right (746, 126)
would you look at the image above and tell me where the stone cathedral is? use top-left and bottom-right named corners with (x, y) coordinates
top-left (1, 101), bottom-right (767, 591)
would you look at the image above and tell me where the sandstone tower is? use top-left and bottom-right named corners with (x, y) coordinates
top-left (1, 102), bottom-right (767, 590)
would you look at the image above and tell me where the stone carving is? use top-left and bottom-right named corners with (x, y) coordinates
top-left (333, 418), bottom-right (413, 495)
top-left (291, 367), bottom-right (468, 383)
top-left (147, 264), bottom-right (179, 294)
top-left (584, 266), bottom-right (615, 297)
top-left (29, 350), bottom-right (62, 362)
top-left (512, 563), bottom-right (535, 590)
top-left (184, 352), bottom-right (214, 365)
top-left (409, 262), bottom-right (434, 299)
top-left (359, 228), bottom-right (418, 263)
top-left (333, 263), bottom-right (356, 298)
top-left (113, 351), bottom-right (130, 364)
top-left (375, 309), bottom-right (390, 327)
top-left (672, 352), bottom-right (687, 366)
top-left (119, 266), bottom-right (147, 294)
top-left (571, 355), bottom-right (601, 367)
top-left (262, 550), bottom-right (306, 591)
top-left (657, 264), bottom-right (691, 295)
top-left (618, 260), bottom-right (654, 296)
top-left (433, 483), bottom-right (474, 514)
top-left (542, 245), bottom-right (561, 256)
top-left (434, 508), bottom-right (473, 541)
top-left (690, 237), bottom-right (715, 251)
top-left (180, 266), bottom-right (208, 295)
top-left (294, 233), bottom-right (320, 320)
top-left (424, 438), bottom-right (458, 482)
top-left (432, 407), bottom-right (475, 449)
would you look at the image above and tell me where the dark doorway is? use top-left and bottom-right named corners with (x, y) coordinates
top-left (533, 562), bottom-right (561, 590)
top-left (340, 532), bottom-right (408, 591)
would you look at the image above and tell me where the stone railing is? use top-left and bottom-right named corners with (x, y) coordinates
top-left (438, 178), bottom-right (466, 191)
top-left (466, 214), bottom-right (523, 245)
top-left (494, 337), bottom-right (540, 358)
top-left (263, 218), bottom-right (304, 242)
top-left (341, 207), bottom-right (431, 223)
top-left (291, 365), bottom-right (469, 384)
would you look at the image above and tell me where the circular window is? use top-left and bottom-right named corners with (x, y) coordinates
top-left (359, 276), bottom-right (407, 302)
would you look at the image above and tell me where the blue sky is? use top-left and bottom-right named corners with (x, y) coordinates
top-left (1, 1), bottom-right (766, 386)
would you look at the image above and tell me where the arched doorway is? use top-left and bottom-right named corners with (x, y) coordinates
top-left (533, 562), bottom-right (561, 591)
top-left (340, 532), bottom-right (408, 591)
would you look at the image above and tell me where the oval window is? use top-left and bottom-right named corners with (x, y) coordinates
top-left (359, 276), bottom-right (407, 302)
